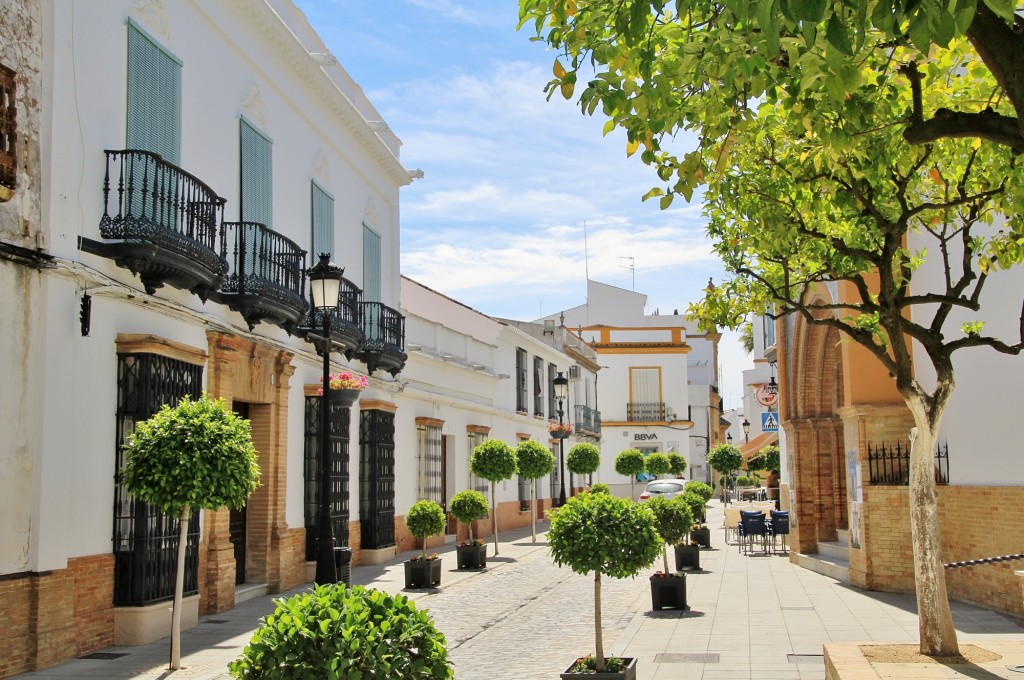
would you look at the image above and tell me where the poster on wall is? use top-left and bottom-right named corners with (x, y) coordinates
top-left (849, 501), bottom-right (862, 549)
top-left (789, 490), bottom-right (797, 527)
top-left (846, 449), bottom-right (863, 502)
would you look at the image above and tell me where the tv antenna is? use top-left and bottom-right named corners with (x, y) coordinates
top-left (620, 256), bottom-right (635, 291)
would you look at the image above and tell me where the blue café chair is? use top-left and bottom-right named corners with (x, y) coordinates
top-left (738, 510), bottom-right (768, 555)
top-left (770, 510), bottom-right (790, 554)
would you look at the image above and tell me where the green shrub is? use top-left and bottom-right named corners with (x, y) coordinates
top-left (228, 583), bottom-right (452, 679)
top-left (644, 452), bottom-right (671, 477)
top-left (406, 500), bottom-right (446, 557)
top-left (449, 490), bottom-right (488, 542)
top-left (680, 491), bottom-right (707, 524)
top-left (588, 482), bottom-right (611, 494)
top-left (646, 495), bottom-right (694, 572)
top-left (684, 481), bottom-right (714, 502)
top-left (736, 475), bottom-right (755, 486)
top-left (666, 451), bottom-right (688, 477)
top-left (566, 442), bottom-right (600, 475)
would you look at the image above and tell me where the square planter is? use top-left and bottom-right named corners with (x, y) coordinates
top-left (403, 558), bottom-right (442, 588)
top-left (456, 543), bottom-right (487, 570)
top-left (560, 656), bottom-right (638, 679)
top-left (674, 543), bottom-right (701, 571)
top-left (690, 525), bottom-right (711, 549)
top-left (649, 573), bottom-right (688, 611)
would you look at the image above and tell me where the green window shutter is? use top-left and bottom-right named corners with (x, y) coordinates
top-left (126, 21), bottom-right (181, 165)
top-left (311, 181), bottom-right (334, 260)
top-left (362, 224), bottom-right (381, 302)
top-left (240, 119), bottom-right (272, 227)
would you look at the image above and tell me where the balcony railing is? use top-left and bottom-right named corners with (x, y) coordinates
top-left (219, 221), bottom-right (308, 330)
top-left (356, 301), bottom-right (407, 377)
top-left (301, 276), bottom-right (365, 359)
top-left (867, 440), bottom-right (949, 485)
top-left (627, 402), bottom-right (666, 422)
top-left (91, 149), bottom-right (227, 297)
top-left (575, 404), bottom-right (602, 435)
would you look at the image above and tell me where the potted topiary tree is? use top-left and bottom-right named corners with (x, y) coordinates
top-left (645, 495), bottom-right (694, 610)
top-left (644, 452), bottom-right (671, 479)
top-left (680, 490), bottom-right (712, 549)
top-left (470, 438), bottom-right (518, 555)
top-left (449, 489), bottom-right (490, 569)
top-left (615, 448), bottom-right (645, 500)
top-left (123, 394), bottom-right (261, 670)
top-left (549, 492), bottom-right (662, 679)
top-left (667, 451), bottom-right (688, 478)
top-left (566, 442), bottom-right (600, 496)
top-left (404, 499), bottom-right (447, 588)
top-left (708, 442), bottom-right (743, 505)
top-left (515, 439), bottom-right (555, 542)
top-left (228, 583), bottom-right (452, 679)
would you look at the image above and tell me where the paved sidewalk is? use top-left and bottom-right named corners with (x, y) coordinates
top-left (13, 500), bottom-right (1024, 679)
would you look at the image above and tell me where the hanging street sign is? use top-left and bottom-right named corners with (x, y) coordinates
top-left (755, 382), bottom-right (779, 408)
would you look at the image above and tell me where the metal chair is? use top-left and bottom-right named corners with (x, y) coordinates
top-left (738, 510), bottom-right (769, 555)
top-left (770, 510), bottom-right (790, 554)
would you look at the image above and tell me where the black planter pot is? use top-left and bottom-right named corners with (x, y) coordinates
top-left (649, 573), bottom-right (688, 611)
top-left (403, 558), bottom-right (442, 588)
top-left (560, 656), bottom-right (638, 679)
top-left (690, 525), bottom-right (711, 549)
top-left (674, 543), bottom-right (701, 571)
top-left (456, 543), bottom-right (487, 569)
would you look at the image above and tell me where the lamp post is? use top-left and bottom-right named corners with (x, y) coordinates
top-left (742, 418), bottom-right (751, 444)
top-left (553, 371), bottom-right (569, 506)
top-left (309, 253), bottom-right (343, 586)
top-left (727, 432), bottom-right (733, 445)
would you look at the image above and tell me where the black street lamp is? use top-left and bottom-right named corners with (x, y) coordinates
top-left (553, 371), bottom-right (569, 506)
top-left (309, 253), bottom-right (343, 586)
top-left (742, 418), bottom-right (751, 444)
top-left (727, 432), bottom-right (734, 445)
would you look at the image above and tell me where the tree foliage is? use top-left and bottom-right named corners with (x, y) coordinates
top-left (684, 481), bottom-right (714, 502)
top-left (449, 490), bottom-right (489, 536)
top-left (228, 584), bottom-right (452, 679)
top-left (666, 451), bottom-right (688, 476)
top-left (614, 448), bottom-right (646, 477)
top-left (646, 495), bottom-right (694, 547)
top-left (748, 445), bottom-right (781, 473)
top-left (470, 439), bottom-right (518, 482)
top-left (566, 442), bottom-right (601, 475)
top-left (707, 443), bottom-right (743, 475)
top-left (406, 500), bottom-right (447, 558)
top-left (123, 394), bottom-right (261, 514)
top-left (516, 439), bottom-right (556, 479)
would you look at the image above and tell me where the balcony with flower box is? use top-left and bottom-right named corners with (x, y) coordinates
top-left (81, 149), bottom-right (228, 299)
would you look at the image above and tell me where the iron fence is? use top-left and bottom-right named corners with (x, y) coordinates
top-left (867, 440), bottom-right (949, 485)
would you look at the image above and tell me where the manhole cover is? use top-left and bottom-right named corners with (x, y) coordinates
top-left (788, 654), bottom-right (825, 664)
top-left (78, 652), bottom-right (129, 660)
top-left (654, 653), bottom-right (720, 663)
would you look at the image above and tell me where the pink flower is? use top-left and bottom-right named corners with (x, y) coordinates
top-left (316, 371), bottom-right (368, 395)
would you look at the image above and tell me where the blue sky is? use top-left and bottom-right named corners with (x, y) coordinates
top-left (294, 0), bottom-right (749, 408)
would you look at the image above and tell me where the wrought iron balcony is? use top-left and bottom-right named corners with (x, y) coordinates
top-left (83, 149), bottom-right (228, 299)
top-left (627, 402), bottom-right (666, 422)
top-left (355, 301), bottom-right (407, 377)
top-left (574, 404), bottom-right (602, 435)
top-left (299, 276), bottom-right (365, 359)
top-left (216, 221), bottom-right (308, 331)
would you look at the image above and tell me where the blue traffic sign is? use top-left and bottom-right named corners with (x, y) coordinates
top-left (761, 412), bottom-right (779, 432)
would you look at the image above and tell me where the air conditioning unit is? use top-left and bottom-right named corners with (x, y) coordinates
top-left (568, 365), bottom-right (581, 381)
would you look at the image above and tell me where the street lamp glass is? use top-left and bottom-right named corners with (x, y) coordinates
top-left (553, 371), bottom-right (568, 400)
top-left (308, 253), bottom-right (343, 310)
top-left (727, 432), bottom-right (733, 444)
top-left (741, 418), bottom-right (751, 436)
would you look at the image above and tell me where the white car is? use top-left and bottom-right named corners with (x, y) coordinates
top-left (638, 479), bottom-right (686, 501)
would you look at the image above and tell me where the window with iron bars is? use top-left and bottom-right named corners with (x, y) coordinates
top-left (0, 63), bottom-right (16, 193)
top-left (468, 430), bottom-right (489, 494)
top-left (113, 352), bottom-right (201, 606)
top-left (547, 362), bottom-right (557, 419)
top-left (533, 355), bottom-right (545, 417)
top-left (417, 421), bottom-right (443, 504)
top-left (302, 396), bottom-right (350, 561)
top-left (515, 347), bottom-right (528, 413)
top-left (548, 442), bottom-right (559, 501)
top-left (517, 438), bottom-right (530, 511)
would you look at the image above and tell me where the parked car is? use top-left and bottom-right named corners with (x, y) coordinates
top-left (638, 480), bottom-right (686, 501)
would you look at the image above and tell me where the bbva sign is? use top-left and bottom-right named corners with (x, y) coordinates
top-left (634, 433), bottom-right (658, 441)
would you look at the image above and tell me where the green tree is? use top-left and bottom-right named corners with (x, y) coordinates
top-left (740, 320), bottom-right (755, 354)
top-left (449, 490), bottom-right (489, 544)
top-left (406, 500), bottom-right (447, 559)
top-left (707, 443), bottom-right (743, 505)
top-left (666, 451), bottom-right (688, 478)
top-left (685, 481), bottom-right (714, 503)
top-left (646, 495), bottom-right (694, 573)
top-left (566, 442), bottom-right (601, 497)
top-left (614, 448), bottom-right (646, 500)
top-left (748, 445), bottom-right (781, 475)
top-left (516, 439), bottom-right (556, 541)
top-left (123, 394), bottom-right (260, 670)
top-left (470, 439), bottom-right (518, 555)
top-left (548, 492), bottom-right (662, 672)
top-left (644, 452), bottom-right (671, 478)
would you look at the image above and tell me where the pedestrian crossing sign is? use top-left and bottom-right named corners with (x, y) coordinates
top-left (761, 411), bottom-right (779, 432)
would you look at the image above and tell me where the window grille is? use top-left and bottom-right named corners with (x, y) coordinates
top-left (0, 62), bottom-right (16, 191)
top-left (302, 396), bottom-right (351, 561)
top-left (468, 430), bottom-right (489, 494)
top-left (359, 410), bottom-right (396, 549)
top-left (515, 347), bottom-right (528, 413)
top-left (113, 352), bottom-right (201, 606)
top-left (417, 423), bottom-right (443, 504)
top-left (533, 356), bottom-right (545, 417)
top-left (310, 181), bottom-right (334, 261)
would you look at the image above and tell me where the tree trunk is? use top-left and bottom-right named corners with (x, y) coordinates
top-left (530, 480), bottom-right (537, 542)
top-left (629, 478), bottom-right (635, 501)
top-left (906, 397), bottom-right (959, 657)
top-left (662, 544), bottom-right (670, 574)
top-left (170, 506), bottom-right (189, 670)
top-left (594, 570), bottom-right (604, 672)
top-left (491, 480), bottom-right (500, 555)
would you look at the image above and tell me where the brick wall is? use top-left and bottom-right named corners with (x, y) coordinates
top-left (0, 554), bottom-right (114, 679)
